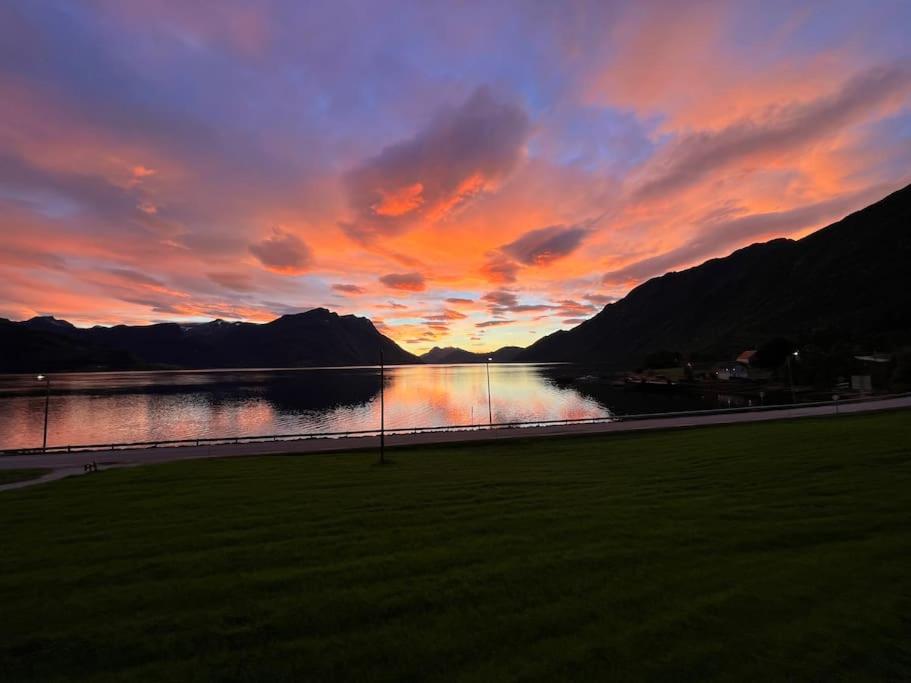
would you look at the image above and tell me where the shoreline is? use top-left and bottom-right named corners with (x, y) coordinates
top-left (2, 393), bottom-right (910, 492)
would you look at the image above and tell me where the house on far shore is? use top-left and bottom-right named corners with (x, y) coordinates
top-left (715, 361), bottom-right (750, 380)
top-left (736, 349), bottom-right (758, 365)
top-left (852, 352), bottom-right (893, 392)
top-left (714, 349), bottom-right (759, 380)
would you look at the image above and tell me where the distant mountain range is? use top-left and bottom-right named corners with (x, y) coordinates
top-left (4, 184), bottom-right (909, 374)
top-left (0, 308), bottom-right (419, 373)
top-left (419, 346), bottom-right (523, 364)
top-left (517, 183), bottom-right (911, 367)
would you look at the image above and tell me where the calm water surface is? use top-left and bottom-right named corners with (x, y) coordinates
top-left (0, 364), bottom-right (620, 450)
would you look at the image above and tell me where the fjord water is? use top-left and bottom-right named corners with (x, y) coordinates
top-left (0, 364), bottom-right (619, 451)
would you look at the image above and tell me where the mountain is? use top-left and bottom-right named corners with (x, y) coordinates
top-left (21, 316), bottom-right (78, 335)
top-left (518, 183), bottom-right (911, 368)
top-left (0, 308), bottom-right (420, 373)
top-left (420, 346), bottom-right (523, 364)
top-left (0, 318), bottom-right (140, 373)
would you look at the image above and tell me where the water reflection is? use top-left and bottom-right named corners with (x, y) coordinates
top-left (0, 364), bottom-right (611, 450)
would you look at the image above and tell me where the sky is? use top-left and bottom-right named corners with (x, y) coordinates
top-left (1, 0), bottom-right (910, 354)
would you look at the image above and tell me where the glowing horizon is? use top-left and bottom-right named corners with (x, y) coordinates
top-left (1, 1), bottom-right (910, 353)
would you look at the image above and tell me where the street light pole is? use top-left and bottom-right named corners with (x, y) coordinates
top-left (786, 351), bottom-right (799, 405)
top-left (37, 374), bottom-right (50, 452)
top-left (485, 358), bottom-right (493, 427)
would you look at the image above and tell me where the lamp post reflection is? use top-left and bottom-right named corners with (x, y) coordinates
top-left (37, 374), bottom-right (50, 452)
top-left (379, 350), bottom-right (385, 465)
top-left (486, 358), bottom-right (493, 426)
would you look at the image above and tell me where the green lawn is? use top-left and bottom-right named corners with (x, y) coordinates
top-left (1, 412), bottom-right (910, 681)
top-left (0, 468), bottom-right (49, 485)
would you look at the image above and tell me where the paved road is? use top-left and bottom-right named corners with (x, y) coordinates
top-left (0, 467), bottom-right (86, 492)
top-left (2, 395), bottom-right (909, 492)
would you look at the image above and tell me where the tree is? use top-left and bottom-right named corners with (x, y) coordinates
top-left (642, 350), bottom-right (681, 369)
top-left (754, 338), bottom-right (795, 369)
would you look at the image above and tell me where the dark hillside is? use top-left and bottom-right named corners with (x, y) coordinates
top-left (519, 184), bottom-right (911, 367)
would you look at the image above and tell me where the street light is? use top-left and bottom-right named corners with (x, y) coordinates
top-left (485, 358), bottom-right (493, 427)
top-left (36, 374), bottom-right (50, 452)
top-left (786, 351), bottom-right (799, 405)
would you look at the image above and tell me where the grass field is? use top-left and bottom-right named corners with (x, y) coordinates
top-left (1, 412), bottom-right (910, 681)
top-left (0, 468), bottom-right (49, 485)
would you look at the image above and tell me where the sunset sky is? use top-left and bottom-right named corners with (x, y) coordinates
top-left (1, 1), bottom-right (910, 353)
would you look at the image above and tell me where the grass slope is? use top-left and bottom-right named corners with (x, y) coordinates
top-left (0, 468), bottom-right (50, 486)
top-left (1, 413), bottom-right (910, 681)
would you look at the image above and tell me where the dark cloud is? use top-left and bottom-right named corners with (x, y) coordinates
top-left (379, 271), bottom-right (426, 291)
top-left (480, 289), bottom-right (559, 318)
top-left (332, 283), bottom-right (366, 295)
top-left (603, 187), bottom-right (887, 284)
top-left (478, 293), bottom-right (592, 322)
top-left (553, 299), bottom-right (596, 317)
top-left (377, 301), bottom-right (408, 310)
top-left (562, 318), bottom-right (587, 326)
top-left (445, 297), bottom-right (474, 304)
top-left (99, 268), bottom-right (165, 288)
top-left (119, 296), bottom-right (180, 313)
top-left (481, 290), bottom-right (518, 308)
top-left (480, 253), bottom-right (520, 284)
top-left (341, 86), bottom-right (530, 242)
top-left (116, 290), bottom-right (273, 323)
top-left (426, 308), bottom-right (467, 321)
top-left (249, 228), bottom-right (312, 274)
top-left (481, 222), bottom-right (592, 284)
top-left (476, 319), bottom-right (516, 328)
top-left (633, 63), bottom-right (911, 202)
top-left (501, 224), bottom-right (591, 265)
top-left (0, 153), bottom-right (151, 237)
top-left (208, 271), bottom-right (256, 291)
top-left (0, 244), bottom-right (67, 270)
top-left (509, 304), bottom-right (554, 313)
top-left (480, 289), bottom-right (560, 317)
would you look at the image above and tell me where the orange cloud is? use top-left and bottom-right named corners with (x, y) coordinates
top-left (132, 165), bottom-right (156, 178)
top-left (629, 64), bottom-right (911, 204)
top-left (371, 182), bottom-right (424, 217)
top-left (340, 86), bottom-right (530, 243)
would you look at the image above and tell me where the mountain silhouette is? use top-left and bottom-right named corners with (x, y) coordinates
top-left (0, 308), bottom-right (419, 372)
top-left (518, 183), bottom-right (911, 367)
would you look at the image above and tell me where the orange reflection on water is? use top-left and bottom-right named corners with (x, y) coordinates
top-left (0, 365), bottom-right (609, 450)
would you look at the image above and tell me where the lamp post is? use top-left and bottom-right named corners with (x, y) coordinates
top-left (378, 349), bottom-right (385, 465)
top-left (786, 351), bottom-right (799, 405)
top-left (485, 358), bottom-right (493, 427)
top-left (37, 374), bottom-right (50, 452)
